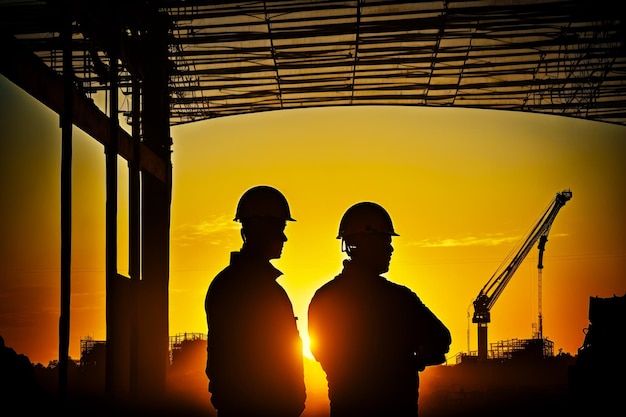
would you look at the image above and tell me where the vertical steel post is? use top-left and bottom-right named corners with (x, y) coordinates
top-left (104, 24), bottom-right (119, 399)
top-left (129, 75), bottom-right (141, 396)
top-left (138, 11), bottom-right (172, 400)
top-left (58, 6), bottom-right (73, 403)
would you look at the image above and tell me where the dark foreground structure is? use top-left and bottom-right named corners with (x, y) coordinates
top-left (8, 351), bottom-right (612, 417)
top-left (5, 290), bottom-right (625, 417)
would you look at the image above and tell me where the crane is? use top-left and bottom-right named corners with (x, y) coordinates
top-left (472, 189), bottom-right (573, 360)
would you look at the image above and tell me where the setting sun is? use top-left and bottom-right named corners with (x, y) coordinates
top-left (300, 331), bottom-right (315, 361)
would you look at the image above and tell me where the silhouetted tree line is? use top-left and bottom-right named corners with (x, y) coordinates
top-left (1, 335), bottom-right (50, 413)
top-left (0, 335), bottom-right (211, 416)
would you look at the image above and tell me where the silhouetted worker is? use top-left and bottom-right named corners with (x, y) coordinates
top-left (308, 202), bottom-right (451, 417)
top-left (205, 185), bottom-right (306, 417)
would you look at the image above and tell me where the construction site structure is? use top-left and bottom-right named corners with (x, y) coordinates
top-left (457, 337), bottom-right (554, 364)
top-left (79, 332), bottom-right (207, 370)
top-left (472, 189), bottom-right (572, 360)
top-left (80, 336), bottom-right (107, 368)
top-left (569, 294), bottom-right (626, 413)
top-left (169, 332), bottom-right (207, 372)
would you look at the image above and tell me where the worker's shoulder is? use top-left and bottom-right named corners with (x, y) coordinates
top-left (378, 275), bottom-right (411, 291)
top-left (378, 277), bottom-right (422, 301)
top-left (311, 275), bottom-right (340, 293)
top-left (309, 274), bottom-right (350, 302)
top-left (206, 265), bottom-right (237, 293)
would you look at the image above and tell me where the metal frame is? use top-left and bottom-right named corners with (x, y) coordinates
top-left (2, 0), bottom-right (625, 128)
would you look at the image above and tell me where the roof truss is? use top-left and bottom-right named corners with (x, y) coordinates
top-left (2, 0), bottom-right (625, 127)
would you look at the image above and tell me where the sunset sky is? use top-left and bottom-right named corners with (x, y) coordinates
top-left (1, 70), bottom-right (625, 393)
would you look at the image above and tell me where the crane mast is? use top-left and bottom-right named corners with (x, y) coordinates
top-left (472, 189), bottom-right (572, 360)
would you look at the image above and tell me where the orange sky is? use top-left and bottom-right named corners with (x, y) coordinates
top-left (1, 72), bottom-right (625, 391)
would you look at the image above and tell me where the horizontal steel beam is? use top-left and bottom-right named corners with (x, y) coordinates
top-left (0, 32), bottom-right (167, 183)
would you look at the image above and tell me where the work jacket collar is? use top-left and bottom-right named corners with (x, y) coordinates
top-left (230, 250), bottom-right (283, 282)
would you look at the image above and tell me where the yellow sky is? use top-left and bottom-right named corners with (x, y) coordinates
top-left (1, 74), bottom-right (625, 377)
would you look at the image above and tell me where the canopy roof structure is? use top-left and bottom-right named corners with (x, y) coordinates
top-left (2, 0), bottom-right (625, 127)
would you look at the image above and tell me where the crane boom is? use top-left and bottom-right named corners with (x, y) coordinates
top-left (472, 189), bottom-right (572, 360)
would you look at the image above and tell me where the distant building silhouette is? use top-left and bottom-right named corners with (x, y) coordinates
top-left (169, 333), bottom-right (207, 375)
top-left (569, 293), bottom-right (626, 414)
top-left (78, 333), bottom-right (208, 374)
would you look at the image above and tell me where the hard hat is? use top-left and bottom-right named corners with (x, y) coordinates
top-left (337, 201), bottom-right (399, 239)
top-left (234, 185), bottom-right (295, 222)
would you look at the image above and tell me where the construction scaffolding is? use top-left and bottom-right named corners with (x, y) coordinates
top-left (79, 336), bottom-right (107, 368)
top-left (458, 337), bottom-right (555, 363)
top-left (168, 332), bottom-right (207, 377)
top-left (79, 333), bottom-right (208, 368)
top-left (489, 337), bottom-right (554, 360)
top-left (169, 332), bottom-right (207, 366)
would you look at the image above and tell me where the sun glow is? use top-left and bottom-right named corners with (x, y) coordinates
top-left (301, 332), bottom-right (315, 360)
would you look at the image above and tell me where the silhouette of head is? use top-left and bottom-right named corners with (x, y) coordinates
top-left (338, 202), bottom-right (398, 274)
top-left (235, 186), bottom-right (294, 260)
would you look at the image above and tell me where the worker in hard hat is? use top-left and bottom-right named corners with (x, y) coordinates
top-left (205, 185), bottom-right (306, 417)
top-left (307, 202), bottom-right (451, 417)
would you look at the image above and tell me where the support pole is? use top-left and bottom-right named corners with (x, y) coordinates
top-left (129, 76), bottom-right (141, 397)
top-left (104, 29), bottom-right (120, 400)
top-left (137, 11), bottom-right (172, 401)
top-left (537, 235), bottom-right (548, 341)
top-left (478, 323), bottom-right (488, 360)
top-left (58, 6), bottom-right (73, 403)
